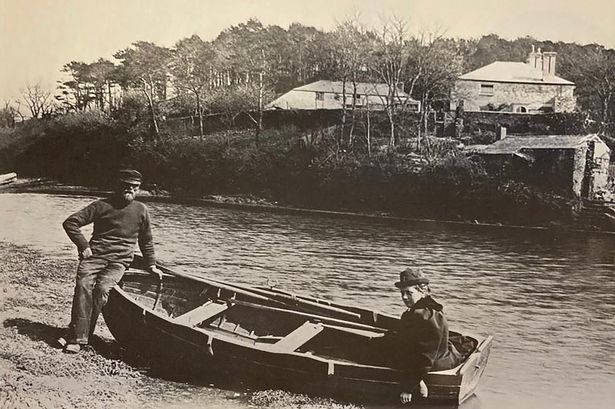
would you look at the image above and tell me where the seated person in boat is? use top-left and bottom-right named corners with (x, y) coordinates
top-left (390, 267), bottom-right (463, 404)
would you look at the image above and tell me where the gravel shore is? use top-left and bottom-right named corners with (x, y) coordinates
top-left (0, 242), bottom-right (148, 409)
top-left (0, 242), bottom-right (359, 409)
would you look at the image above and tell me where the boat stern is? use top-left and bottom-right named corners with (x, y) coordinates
top-left (457, 335), bottom-right (494, 404)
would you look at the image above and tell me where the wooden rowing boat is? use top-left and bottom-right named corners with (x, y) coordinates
top-left (0, 172), bottom-right (17, 185)
top-left (102, 256), bottom-right (493, 404)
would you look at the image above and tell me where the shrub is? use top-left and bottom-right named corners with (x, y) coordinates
top-left (1, 112), bottom-right (131, 186)
top-left (1, 111), bottom-right (579, 227)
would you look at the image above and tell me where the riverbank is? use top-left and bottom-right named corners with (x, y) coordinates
top-left (4, 177), bottom-right (614, 235)
top-left (1, 115), bottom-right (587, 231)
top-left (0, 242), bottom-right (145, 408)
top-left (0, 242), bottom-right (360, 409)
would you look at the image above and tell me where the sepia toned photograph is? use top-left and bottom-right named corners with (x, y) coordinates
top-left (1, 1), bottom-right (614, 408)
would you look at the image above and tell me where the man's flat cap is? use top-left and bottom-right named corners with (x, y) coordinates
top-left (119, 169), bottom-right (142, 184)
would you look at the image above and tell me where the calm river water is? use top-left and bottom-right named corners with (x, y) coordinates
top-left (1, 193), bottom-right (615, 409)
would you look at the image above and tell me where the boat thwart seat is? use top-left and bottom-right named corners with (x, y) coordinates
top-left (271, 321), bottom-right (324, 352)
top-left (175, 301), bottom-right (229, 326)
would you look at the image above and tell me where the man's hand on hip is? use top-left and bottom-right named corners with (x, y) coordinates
top-left (79, 248), bottom-right (92, 260)
top-left (148, 265), bottom-right (163, 280)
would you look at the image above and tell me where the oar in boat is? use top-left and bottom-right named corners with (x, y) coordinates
top-left (201, 276), bottom-right (362, 321)
top-left (227, 298), bottom-right (387, 333)
top-left (133, 256), bottom-right (364, 323)
top-left (143, 262), bottom-right (292, 308)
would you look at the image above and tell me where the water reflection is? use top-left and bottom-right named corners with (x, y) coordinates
top-left (1, 193), bottom-right (614, 409)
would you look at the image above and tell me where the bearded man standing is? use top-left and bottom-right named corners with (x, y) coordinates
top-left (59, 169), bottom-right (162, 353)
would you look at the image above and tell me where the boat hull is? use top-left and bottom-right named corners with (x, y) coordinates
top-left (104, 287), bottom-right (395, 399)
top-left (103, 268), bottom-right (492, 404)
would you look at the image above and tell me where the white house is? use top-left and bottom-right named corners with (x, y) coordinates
top-left (266, 80), bottom-right (420, 112)
top-left (452, 47), bottom-right (576, 114)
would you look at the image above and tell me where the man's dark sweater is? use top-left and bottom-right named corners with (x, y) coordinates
top-left (63, 197), bottom-right (156, 267)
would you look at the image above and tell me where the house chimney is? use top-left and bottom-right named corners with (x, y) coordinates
top-left (527, 45), bottom-right (535, 65)
top-left (542, 51), bottom-right (557, 78)
top-left (527, 45), bottom-right (542, 69)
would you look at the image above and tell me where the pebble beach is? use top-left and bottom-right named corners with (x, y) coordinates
top-left (0, 243), bottom-right (147, 408)
top-left (0, 242), bottom-right (359, 409)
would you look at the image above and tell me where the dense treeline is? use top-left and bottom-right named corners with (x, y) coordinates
top-left (2, 19), bottom-right (612, 226)
top-left (3, 22), bottom-right (613, 139)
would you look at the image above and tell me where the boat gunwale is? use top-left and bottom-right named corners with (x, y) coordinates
top-left (112, 274), bottom-right (489, 377)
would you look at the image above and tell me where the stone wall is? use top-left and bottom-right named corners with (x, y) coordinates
top-left (165, 108), bottom-right (422, 136)
top-left (452, 80), bottom-right (576, 113)
top-left (457, 111), bottom-right (590, 138)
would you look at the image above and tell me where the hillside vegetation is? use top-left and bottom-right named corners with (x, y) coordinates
top-left (3, 22), bottom-right (611, 227)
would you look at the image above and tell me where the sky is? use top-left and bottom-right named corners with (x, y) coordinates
top-left (1, 0), bottom-right (614, 104)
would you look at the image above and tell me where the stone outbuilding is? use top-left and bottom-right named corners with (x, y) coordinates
top-left (266, 80), bottom-right (420, 111)
top-left (452, 47), bottom-right (576, 114)
top-left (467, 134), bottom-right (610, 200)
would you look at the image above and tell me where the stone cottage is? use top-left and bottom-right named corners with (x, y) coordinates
top-left (467, 133), bottom-right (610, 199)
top-left (266, 80), bottom-right (420, 111)
top-left (452, 47), bottom-right (576, 114)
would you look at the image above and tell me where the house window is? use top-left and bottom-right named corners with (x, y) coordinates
top-left (515, 106), bottom-right (527, 113)
top-left (343, 96), bottom-right (364, 107)
top-left (480, 84), bottom-right (494, 96)
top-left (539, 106), bottom-right (554, 113)
top-left (315, 92), bottom-right (325, 101)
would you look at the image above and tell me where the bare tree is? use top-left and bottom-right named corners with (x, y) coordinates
top-left (333, 17), bottom-right (373, 148)
top-left (21, 83), bottom-right (55, 118)
top-left (572, 47), bottom-right (615, 131)
top-left (405, 30), bottom-right (462, 155)
top-left (370, 17), bottom-right (410, 148)
top-left (171, 35), bottom-right (219, 139)
top-left (0, 101), bottom-right (19, 127)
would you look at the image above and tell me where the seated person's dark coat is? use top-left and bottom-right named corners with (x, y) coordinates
top-left (388, 296), bottom-right (462, 390)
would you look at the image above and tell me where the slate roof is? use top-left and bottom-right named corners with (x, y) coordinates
top-left (459, 61), bottom-right (574, 85)
top-left (294, 80), bottom-right (416, 100)
top-left (468, 134), bottom-right (606, 155)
